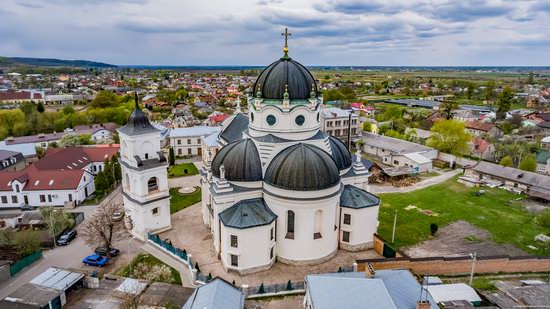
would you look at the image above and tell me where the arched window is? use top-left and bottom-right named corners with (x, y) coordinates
top-left (286, 210), bottom-right (295, 239)
top-left (147, 177), bottom-right (158, 193)
top-left (125, 174), bottom-right (130, 192)
top-left (144, 153), bottom-right (149, 159)
top-left (314, 210), bottom-right (322, 239)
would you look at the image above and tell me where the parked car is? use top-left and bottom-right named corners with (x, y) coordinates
top-left (82, 254), bottom-right (109, 267)
top-left (94, 246), bottom-right (120, 257)
top-left (20, 205), bottom-right (37, 211)
top-left (57, 230), bottom-right (77, 246)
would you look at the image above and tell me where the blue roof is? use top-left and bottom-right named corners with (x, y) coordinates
top-left (306, 274), bottom-right (396, 309)
top-left (219, 198), bottom-right (277, 229)
top-left (375, 269), bottom-right (438, 309)
top-left (340, 185), bottom-right (380, 209)
top-left (170, 126), bottom-right (220, 138)
top-left (182, 278), bottom-right (244, 309)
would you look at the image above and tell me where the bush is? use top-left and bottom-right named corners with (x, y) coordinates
top-left (430, 223), bottom-right (438, 235)
top-left (535, 210), bottom-right (550, 228)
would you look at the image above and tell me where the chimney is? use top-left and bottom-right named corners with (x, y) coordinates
top-left (364, 263), bottom-right (376, 278)
top-left (416, 301), bottom-right (431, 309)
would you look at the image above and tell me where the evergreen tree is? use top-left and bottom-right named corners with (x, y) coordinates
top-left (36, 102), bottom-right (45, 113)
top-left (111, 155), bottom-right (122, 182)
top-left (169, 147), bottom-right (175, 166)
top-left (103, 159), bottom-right (115, 187)
top-left (94, 171), bottom-right (109, 193)
top-left (496, 86), bottom-right (514, 116)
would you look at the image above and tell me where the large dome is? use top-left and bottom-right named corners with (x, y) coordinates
top-left (328, 136), bottom-right (352, 170)
top-left (253, 58), bottom-right (318, 100)
top-left (264, 143), bottom-right (340, 191)
top-left (212, 139), bottom-right (262, 181)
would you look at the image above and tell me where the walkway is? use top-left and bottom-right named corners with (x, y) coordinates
top-left (141, 243), bottom-right (195, 287)
top-left (369, 169), bottom-right (461, 194)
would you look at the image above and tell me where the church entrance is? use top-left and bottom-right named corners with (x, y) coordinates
top-left (198, 148), bottom-right (202, 156)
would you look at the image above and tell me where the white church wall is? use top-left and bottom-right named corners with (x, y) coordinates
top-left (220, 223), bottom-right (275, 274)
top-left (247, 104), bottom-right (321, 141)
top-left (339, 205), bottom-right (379, 251)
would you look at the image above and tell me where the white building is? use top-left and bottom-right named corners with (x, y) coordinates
top-left (170, 126), bottom-right (220, 157)
top-left (319, 107), bottom-right (359, 144)
top-left (200, 46), bottom-right (379, 275)
top-left (0, 146), bottom-right (119, 208)
top-left (118, 98), bottom-right (172, 241)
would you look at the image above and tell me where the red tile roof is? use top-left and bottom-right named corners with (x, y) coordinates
top-left (466, 121), bottom-right (495, 132)
top-left (0, 91), bottom-right (42, 101)
top-left (36, 146), bottom-right (119, 171)
top-left (0, 166), bottom-right (85, 191)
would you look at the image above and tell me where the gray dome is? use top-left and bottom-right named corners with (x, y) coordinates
top-left (328, 136), bottom-right (352, 170)
top-left (265, 143), bottom-right (340, 191)
top-left (253, 58), bottom-right (317, 100)
top-left (212, 139), bottom-right (262, 181)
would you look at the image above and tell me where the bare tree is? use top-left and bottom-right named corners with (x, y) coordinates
top-left (81, 202), bottom-right (126, 257)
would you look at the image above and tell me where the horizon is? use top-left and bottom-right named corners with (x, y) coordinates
top-left (1, 0), bottom-right (549, 66)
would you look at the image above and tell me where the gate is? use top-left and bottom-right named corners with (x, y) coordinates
top-left (9, 251), bottom-right (43, 276)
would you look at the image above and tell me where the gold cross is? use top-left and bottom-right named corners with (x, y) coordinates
top-left (281, 27), bottom-right (291, 54)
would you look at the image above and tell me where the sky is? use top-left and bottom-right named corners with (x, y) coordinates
top-left (1, 0), bottom-right (549, 66)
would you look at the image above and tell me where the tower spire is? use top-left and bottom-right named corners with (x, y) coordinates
top-left (134, 92), bottom-right (140, 109)
top-left (281, 27), bottom-right (292, 60)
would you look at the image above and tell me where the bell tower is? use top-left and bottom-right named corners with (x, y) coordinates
top-left (117, 94), bottom-right (172, 240)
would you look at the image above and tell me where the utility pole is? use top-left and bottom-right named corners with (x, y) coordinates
top-left (469, 251), bottom-right (477, 286)
top-left (347, 111), bottom-right (352, 151)
top-left (391, 210), bottom-right (397, 244)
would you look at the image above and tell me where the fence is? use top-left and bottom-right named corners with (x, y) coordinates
top-left (147, 233), bottom-right (197, 278)
top-left (9, 251), bottom-right (42, 277)
top-left (372, 234), bottom-right (408, 258)
top-left (242, 281), bottom-right (306, 298)
top-left (356, 255), bottom-right (550, 276)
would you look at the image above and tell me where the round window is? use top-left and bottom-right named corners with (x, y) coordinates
top-left (266, 115), bottom-right (276, 126)
top-left (295, 115), bottom-right (305, 126)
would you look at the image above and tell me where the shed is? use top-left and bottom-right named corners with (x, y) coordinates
top-left (427, 283), bottom-right (482, 306)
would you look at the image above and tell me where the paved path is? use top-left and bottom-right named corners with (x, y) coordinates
top-left (0, 188), bottom-right (128, 300)
top-left (141, 243), bottom-right (195, 287)
top-left (369, 170), bottom-right (462, 194)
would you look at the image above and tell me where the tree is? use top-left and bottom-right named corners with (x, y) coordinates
top-left (36, 102), bottom-right (45, 113)
top-left (111, 155), bottom-right (122, 183)
top-left (465, 82), bottom-right (476, 99)
top-left (94, 171), bottom-right (110, 193)
top-left (91, 91), bottom-right (119, 109)
top-left (527, 71), bottom-right (534, 85)
top-left (439, 100), bottom-right (460, 120)
top-left (169, 147), bottom-right (175, 166)
top-left (103, 159), bottom-right (115, 188)
top-left (499, 156), bottom-right (513, 167)
top-left (59, 134), bottom-right (81, 147)
top-left (14, 231), bottom-right (41, 256)
top-left (496, 86), bottom-right (514, 115)
top-left (62, 106), bottom-right (75, 115)
top-left (427, 120), bottom-right (472, 155)
top-left (39, 206), bottom-right (74, 247)
top-left (518, 154), bottom-right (537, 172)
top-left (484, 81), bottom-right (496, 102)
top-left (80, 202), bottom-right (126, 257)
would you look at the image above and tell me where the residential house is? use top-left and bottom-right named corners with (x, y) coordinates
top-left (523, 111), bottom-right (550, 124)
top-left (170, 126), bottom-right (220, 157)
top-left (304, 269), bottom-right (438, 309)
top-left (0, 145), bottom-right (119, 208)
top-left (320, 108), bottom-right (359, 143)
top-left (538, 121), bottom-right (550, 134)
top-left (361, 132), bottom-right (438, 173)
top-left (536, 150), bottom-right (550, 175)
top-left (71, 122), bottom-right (117, 143)
top-left (203, 112), bottom-right (230, 127)
top-left (0, 150), bottom-right (25, 172)
top-left (0, 141), bottom-right (38, 165)
top-left (541, 136), bottom-right (550, 150)
top-left (463, 161), bottom-right (550, 201)
top-left (0, 91), bottom-right (43, 104)
top-left (3, 132), bottom-right (64, 149)
top-left (465, 121), bottom-right (503, 138)
top-left (469, 137), bottom-right (495, 160)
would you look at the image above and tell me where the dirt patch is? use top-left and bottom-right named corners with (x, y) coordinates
top-left (404, 221), bottom-right (527, 257)
top-left (246, 295), bottom-right (303, 309)
top-left (523, 200), bottom-right (548, 214)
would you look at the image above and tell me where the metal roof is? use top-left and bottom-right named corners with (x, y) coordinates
top-left (212, 138), bottom-right (262, 182)
top-left (340, 185), bottom-right (380, 209)
top-left (182, 278), bottom-right (244, 309)
top-left (220, 113), bottom-right (249, 144)
top-left (375, 269), bottom-right (438, 309)
top-left (306, 274), bottom-right (397, 309)
top-left (362, 132), bottom-right (434, 155)
top-left (117, 100), bottom-right (159, 136)
top-left (328, 136), bottom-right (352, 170)
top-left (219, 198), bottom-right (277, 229)
top-left (170, 126), bottom-right (220, 138)
top-left (265, 143), bottom-right (340, 191)
top-left (426, 283), bottom-right (482, 304)
top-left (30, 267), bottom-right (84, 292)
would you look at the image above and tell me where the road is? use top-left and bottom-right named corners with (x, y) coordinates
top-left (0, 187), bottom-right (141, 300)
top-left (369, 169), bottom-right (462, 194)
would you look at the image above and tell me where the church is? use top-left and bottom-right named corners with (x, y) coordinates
top-left (200, 31), bottom-right (380, 275)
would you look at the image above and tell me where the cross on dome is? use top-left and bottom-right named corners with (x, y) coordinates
top-left (281, 27), bottom-right (292, 59)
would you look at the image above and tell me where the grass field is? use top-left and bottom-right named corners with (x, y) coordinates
top-left (170, 187), bottom-right (202, 214)
top-left (168, 163), bottom-right (199, 178)
top-left (377, 177), bottom-right (550, 255)
top-left (114, 253), bottom-right (182, 285)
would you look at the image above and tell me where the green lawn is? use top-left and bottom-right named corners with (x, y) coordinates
top-left (377, 177), bottom-right (550, 255)
top-left (168, 163), bottom-right (199, 178)
top-left (170, 187), bottom-right (202, 214)
top-left (80, 190), bottom-right (107, 206)
top-left (114, 253), bottom-right (181, 285)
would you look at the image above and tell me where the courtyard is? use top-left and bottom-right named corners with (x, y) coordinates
top-left (159, 203), bottom-right (380, 286)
